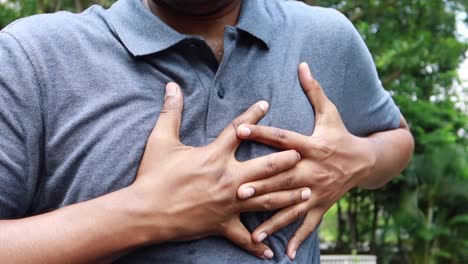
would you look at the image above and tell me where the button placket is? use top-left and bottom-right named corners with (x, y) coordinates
top-left (206, 27), bottom-right (238, 139)
top-left (217, 84), bottom-right (225, 99)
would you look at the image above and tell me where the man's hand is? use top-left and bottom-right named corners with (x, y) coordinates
top-left (235, 62), bottom-right (412, 259)
top-left (130, 82), bottom-right (312, 260)
top-left (0, 82), bottom-right (313, 263)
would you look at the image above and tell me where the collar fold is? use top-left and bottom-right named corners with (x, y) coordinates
top-left (236, 0), bottom-right (272, 48)
top-left (106, 0), bottom-right (273, 56)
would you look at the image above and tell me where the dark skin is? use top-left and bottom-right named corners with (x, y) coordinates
top-left (0, 0), bottom-right (414, 262)
top-left (145, 0), bottom-right (414, 259)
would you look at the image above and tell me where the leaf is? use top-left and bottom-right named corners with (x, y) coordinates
top-left (449, 214), bottom-right (468, 225)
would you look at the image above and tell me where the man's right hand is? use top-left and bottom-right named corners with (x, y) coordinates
top-left (0, 82), bottom-right (310, 263)
top-left (129, 82), bottom-right (311, 259)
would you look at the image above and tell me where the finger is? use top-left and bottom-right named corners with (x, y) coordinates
top-left (152, 82), bottom-right (184, 142)
top-left (298, 62), bottom-right (330, 116)
top-left (238, 187), bottom-right (311, 212)
top-left (286, 210), bottom-right (323, 260)
top-left (212, 101), bottom-right (269, 152)
top-left (237, 167), bottom-right (305, 199)
top-left (222, 219), bottom-right (275, 260)
top-left (237, 124), bottom-right (309, 152)
top-left (237, 150), bottom-right (300, 189)
top-left (251, 203), bottom-right (309, 244)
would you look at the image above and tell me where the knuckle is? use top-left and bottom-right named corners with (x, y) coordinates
top-left (335, 169), bottom-right (346, 183)
top-left (255, 247), bottom-right (265, 256)
top-left (309, 138), bottom-right (335, 160)
top-left (262, 195), bottom-right (274, 210)
top-left (290, 190), bottom-right (299, 204)
top-left (293, 234), bottom-right (306, 247)
top-left (295, 208), bottom-right (307, 221)
top-left (238, 237), bottom-right (252, 249)
top-left (304, 86), bottom-right (313, 97)
top-left (289, 192), bottom-right (296, 204)
top-left (282, 172), bottom-right (295, 188)
top-left (231, 120), bottom-right (241, 133)
top-left (303, 140), bottom-right (315, 151)
top-left (311, 77), bottom-right (321, 89)
top-left (161, 99), bottom-right (178, 113)
top-left (314, 169), bottom-right (333, 186)
top-left (273, 128), bottom-right (288, 144)
top-left (264, 157), bottom-right (276, 173)
top-left (201, 148), bottom-right (221, 167)
top-left (218, 169), bottom-right (234, 190)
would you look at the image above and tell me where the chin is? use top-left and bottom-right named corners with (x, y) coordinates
top-left (151, 0), bottom-right (236, 16)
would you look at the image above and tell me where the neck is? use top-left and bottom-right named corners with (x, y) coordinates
top-left (146, 0), bottom-right (242, 37)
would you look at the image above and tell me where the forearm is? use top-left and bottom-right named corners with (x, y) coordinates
top-left (0, 186), bottom-right (157, 264)
top-left (357, 116), bottom-right (414, 189)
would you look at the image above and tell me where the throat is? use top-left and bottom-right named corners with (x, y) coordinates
top-left (207, 38), bottom-right (225, 63)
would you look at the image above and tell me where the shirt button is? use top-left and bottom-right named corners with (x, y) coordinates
top-left (217, 86), bottom-right (225, 99)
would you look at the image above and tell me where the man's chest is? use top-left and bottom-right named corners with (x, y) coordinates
top-left (32, 45), bottom-right (324, 213)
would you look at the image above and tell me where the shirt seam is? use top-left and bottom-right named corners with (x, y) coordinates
top-left (185, 50), bottom-right (211, 145)
top-left (2, 31), bottom-right (47, 213)
top-left (339, 25), bottom-right (355, 120)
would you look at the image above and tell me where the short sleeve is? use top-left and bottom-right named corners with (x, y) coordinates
top-left (0, 32), bottom-right (43, 218)
top-left (339, 18), bottom-right (401, 137)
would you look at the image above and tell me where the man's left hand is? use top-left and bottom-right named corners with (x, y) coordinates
top-left (236, 62), bottom-right (377, 259)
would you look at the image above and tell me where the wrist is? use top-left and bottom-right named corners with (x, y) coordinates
top-left (121, 184), bottom-right (174, 245)
top-left (351, 136), bottom-right (378, 189)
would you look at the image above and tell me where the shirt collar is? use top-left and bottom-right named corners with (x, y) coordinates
top-left (235, 0), bottom-right (273, 48)
top-left (106, 0), bottom-right (272, 57)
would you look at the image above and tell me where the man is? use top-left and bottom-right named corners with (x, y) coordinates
top-left (0, 0), bottom-right (414, 263)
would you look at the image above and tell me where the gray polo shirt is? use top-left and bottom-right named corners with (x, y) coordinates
top-left (0, 0), bottom-right (400, 263)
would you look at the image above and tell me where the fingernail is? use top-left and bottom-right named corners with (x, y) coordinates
top-left (301, 62), bottom-right (312, 76)
top-left (238, 126), bottom-right (251, 137)
top-left (301, 188), bottom-right (311, 200)
top-left (242, 187), bottom-right (255, 199)
top-left (296, 151), bottom-right (301, 161)
top-left (258, 101), bottom-right (269, 112)
top-left (291, 250), bottom-right (297, 259)
top-left (257, 232), bottom-right (268, 242)
top-left (262, 249), bottom-right (274, 259)
top-left (166, 83), bottom-right (178, 97)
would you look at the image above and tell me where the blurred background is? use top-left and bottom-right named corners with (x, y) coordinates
top-left (0, 0), bottom-right (467, 263)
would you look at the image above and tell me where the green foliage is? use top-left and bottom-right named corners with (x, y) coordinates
top-left (0, 0), bottom-right (115, 29)
top-left (0, 0), bottom-right (467, 263)
top-left (303, 0), bottom-right (468, 263)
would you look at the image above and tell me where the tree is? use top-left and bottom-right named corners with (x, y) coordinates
top-left (0, 0), bottom-right (114, 29)
top-left (302, 0), bottom-right (468, 263)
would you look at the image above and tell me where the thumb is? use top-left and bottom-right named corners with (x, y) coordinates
top-left (299, 62), bottom-right (344, 129)
top-left (299, 62), bottom-right (330, 117)
top-left (152, 82), bottom-right (184, 142)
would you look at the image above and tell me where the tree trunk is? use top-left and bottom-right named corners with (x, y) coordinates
top-left (369, 195), bottom-right (379, 254)
top-left (336, 200), bottom-right (346, 252)
top-left (348, 194), bottom-right (358, 252)
top-left (74, 0), bottom-right (83, 12)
